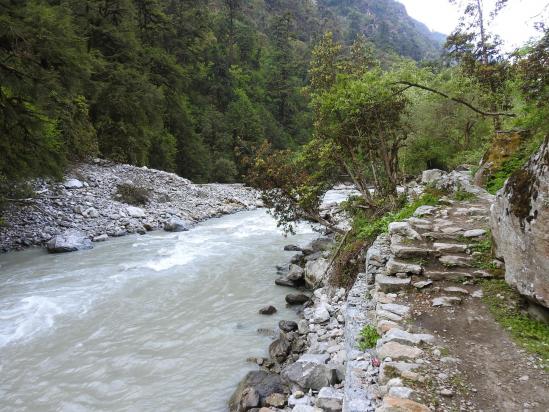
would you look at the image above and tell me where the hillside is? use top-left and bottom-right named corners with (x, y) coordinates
top-left (0, 0), bottom-right (444, 196)
top-left (319, 0), bottom-right (445, 60)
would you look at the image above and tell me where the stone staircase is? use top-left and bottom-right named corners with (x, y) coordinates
top-left (344, 194), bottom-right (498, 412)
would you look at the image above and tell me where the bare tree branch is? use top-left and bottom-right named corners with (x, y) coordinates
top-left (392, 81), bottom-right (516, 117)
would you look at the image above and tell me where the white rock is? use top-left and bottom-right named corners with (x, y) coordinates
top-left (63, 178), bottom-right (84, 189)
top-left (126, 206), bottom-right (146, 218)
top-left (463, 229), bottom-right (486, 238)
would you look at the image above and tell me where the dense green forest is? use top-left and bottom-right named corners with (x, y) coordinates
top-left (1, 0), bottom-right (546, 201)
top-left (1, 0), bottom-right (445, 188)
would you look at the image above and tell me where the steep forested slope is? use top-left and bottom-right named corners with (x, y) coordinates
top-left (0, 0), bottom-right (444, 190)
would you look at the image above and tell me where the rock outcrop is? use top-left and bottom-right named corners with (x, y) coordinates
top-left (491, 137), bottom-right (549, 308)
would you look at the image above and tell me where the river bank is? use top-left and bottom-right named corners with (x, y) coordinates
top-left (230, 168), bottom-right (548, 412)
top-left (0, 159), bottom-right (260, 252)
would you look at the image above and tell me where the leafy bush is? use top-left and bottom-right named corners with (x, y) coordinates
top-left (358, 325), bottom-right (380, 350)
top-left (116, 183), bottom-right (150, 206)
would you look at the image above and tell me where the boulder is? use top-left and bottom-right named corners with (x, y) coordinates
top-left (377, 396), bottom-right (430, 412)
top-left (229, 371), bottom-right (287, 412)
top-left (287, 264), bottom-right (305, 281)
top-left (259, 305), bottom-right (277, 315)
top-left (284, 244), bottom-right (302, 251)
top-left (281, 354), bottom-right (337, 390)
top-left (265, 393), bottom-right (286, 408)
top-left (63, 178), bottom-right (84, 189)
top-left (304, 258), bottom-right (330, 288)
top-left (316, 387), bottom-right (343, 412)
top-left (279, 320), bottom-right (298, 332)
top-left (421, 169), bottom-right (445, 185)
top-left (269, 335), bottom-right (291, 363)
top-left (377, 342), bottom-right (423, 361)
top-left (285, 293), bottom-right (309, 305)
top-left (275, 277), bottom-right (298, 287)
top-left (491, 137), bottom-right (549, 308)
top-left (164, 218), bottom-right (190, 232)
top-left (126, 206), bottom-right (146, 218)
top-left (309, 237), bottom-right (334, 252)
top-left (92, 234), bottom-right (108, 242)
top-left (47, 230), bottom-right (93, 253)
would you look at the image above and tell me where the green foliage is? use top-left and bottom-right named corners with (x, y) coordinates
top-left (212, 158), bottom-right (238, 183)
top-left (453, 188), bottom-right (476, 201)
top-left (358, 325), bottom-right (380, 351)
top-left (116, 183), bottom-right (150, 206)
top-left (485, 134), bottom-right (545, 194)
top-left (481, 279), bottom-right (549, 368)
top-left (352, 192), bottom-right (440, 242)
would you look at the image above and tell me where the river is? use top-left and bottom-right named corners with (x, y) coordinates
top-left (0, 187), bottom-right (358, 411)
top-left (0, 208), bottom-right (320, 411)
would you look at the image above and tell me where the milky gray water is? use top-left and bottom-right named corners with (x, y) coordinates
top-left (0, 209), bottom-right (319, 412)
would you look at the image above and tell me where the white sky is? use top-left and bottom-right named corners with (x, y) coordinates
top-left (397, 0), bottom-right (548, 51)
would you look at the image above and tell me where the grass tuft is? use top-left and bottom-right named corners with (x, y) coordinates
top-left (358, 324), bottom-right (380, 351)
top-left (480, 279), bottom-right (549, 368)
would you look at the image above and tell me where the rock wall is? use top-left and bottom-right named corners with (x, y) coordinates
top-left (491, 137), bottom-right (549, 308)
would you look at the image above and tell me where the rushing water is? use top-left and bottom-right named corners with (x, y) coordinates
top-left (0, 209), bottom-right (319, 412)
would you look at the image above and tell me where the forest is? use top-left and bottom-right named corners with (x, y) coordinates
top-left (0, 0), bottom-right (547, 204)
top-left (1, 0), bottom-right (444, 190)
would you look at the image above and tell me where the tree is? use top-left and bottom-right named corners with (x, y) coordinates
top-left (445, 0), bottom-right (512, 129)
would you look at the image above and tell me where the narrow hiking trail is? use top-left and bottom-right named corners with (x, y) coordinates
top-left (364, 193), bottom-right (549, 411)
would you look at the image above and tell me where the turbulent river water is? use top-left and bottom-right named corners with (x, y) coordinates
top-left (0, 208), bottom-right (321, 412)
top-left (0, 189), bottom-right (354, 412)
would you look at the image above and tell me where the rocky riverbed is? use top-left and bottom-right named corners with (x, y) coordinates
top-left (0, 159), bottom-right (260, 252)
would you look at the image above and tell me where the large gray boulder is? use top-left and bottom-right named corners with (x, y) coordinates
top-left (47, 230), bottom-right (93, 253)
top-left (229, 371), bottom-right (286, 412)
top-left (304, 258), bottom-right (330, 288)
top-left (163, 218), bottom-right (191, 232)
top-left (491, 137), bottom-right (549, 308)
top-left (281, 354), bottom-right (338, 390)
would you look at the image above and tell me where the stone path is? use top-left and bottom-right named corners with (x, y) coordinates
top-left (345, 192), bottom-right (549, 412)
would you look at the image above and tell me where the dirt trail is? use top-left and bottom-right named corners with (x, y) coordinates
top-left (383, 195), bottom-right (548, 411)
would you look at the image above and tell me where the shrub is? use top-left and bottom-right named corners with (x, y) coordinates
top-left (116, 183), bottom-right (150, 205)
top-left (358, 325), bottom-right (380, 350)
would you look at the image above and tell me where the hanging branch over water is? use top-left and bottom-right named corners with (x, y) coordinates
top-left (392, 81), bottom-right (516, 118)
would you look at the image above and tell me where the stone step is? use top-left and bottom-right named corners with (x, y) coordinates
top-left (390, 244), bottom-right (434, 259)
top-left (376, 274), bottom-right (411, 293)
top-left (423, 270), bottom-right (474, 281)
top-left (439, 255), bottom-right (474, 268)
top-left (432, 242), bottom-right (468, 253)
top-left (386, 258), bottom-right (422, 275)
top-left (377, 329), bottom-right (435, 347)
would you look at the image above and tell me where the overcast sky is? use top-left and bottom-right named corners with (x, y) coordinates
top-left (397, 0), bottom-right (548, 51)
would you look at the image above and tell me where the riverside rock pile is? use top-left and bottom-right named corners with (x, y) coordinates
top-left (0, 160), bottom-right (260, 252)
